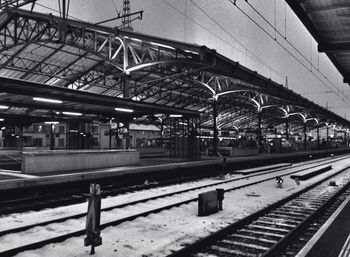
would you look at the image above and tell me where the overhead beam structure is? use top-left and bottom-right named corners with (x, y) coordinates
top-left (286, 0), bottom-right (350, 85)
top-left (0, 7), bottom-right (347, 136)
top-left (318, 43), bottom-right (350, 53)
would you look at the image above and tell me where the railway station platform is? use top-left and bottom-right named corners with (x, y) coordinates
top-left (0, 147), bottom-right (349, 192)
top-left (297, 194), bottom-right (350, 257)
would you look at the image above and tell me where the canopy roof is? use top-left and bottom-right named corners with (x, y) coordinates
top-left (0, 6), bottom-right (347, 133)
top-left (286, 0), bottom-right (350, 84)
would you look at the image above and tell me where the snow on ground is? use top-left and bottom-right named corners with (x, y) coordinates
top-left (0, 160), bottom-right (328, 231)
top-left (1, 159), bottom-right (349, 257)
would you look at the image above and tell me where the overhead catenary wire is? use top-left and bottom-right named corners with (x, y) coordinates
top-left (186, 0), bottom-right (331, 98)
top-left (229, 0), bottom-right (350, 106)
top-left (187, 0), bottom-right (307, 92)
top-left (35, 2), bottom-right (86, 22)
top-left (235, 0), bottom-right (350, 104)
top-left (38, 0), bottom-right (305, 95)
top-left (36, 1), bottom-right (350, 109)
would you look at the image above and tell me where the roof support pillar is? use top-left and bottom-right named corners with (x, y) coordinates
top-left (303, 122), bottom-right (307, 151)
top-left (122, 74), bottom-right (130, 99)
top-left (285, 118), bottom-right (289, 139)
top-left (19, 125), bottom-right (23, 152)
top-left (317, 126), bottom-right (320, 150)
top-left (257, 111), bottom-right (263, 153)
top-left (326, 126), bottom-right (329, 142)
top-left (122, 73), bottom-right (131, 150)
top-left (109, 120), bottom-right (112, 149)
top-left (212, 99), bottom-right (219, 156)
top-left (50, 124), bottom-right (55, 150)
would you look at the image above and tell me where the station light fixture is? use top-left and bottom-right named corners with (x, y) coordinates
top-left (44, 121), bottom-right (59, 125)
top-left (33, 97), bottom-right (63, 104)
top-left (0, 105), bottom-right (9, 109)
top-left (150, 41), bottom-right (176, 50)
top-left (62, 111), bottom-right (82, 116)
top-left (169, 114), bottom-right (182, 118)
top-left (0, 118), bottom-right (4, 121)
top-left (115, 107), bottom-right (134, 113)
top-left (276, 176), bottom-right (284, 188)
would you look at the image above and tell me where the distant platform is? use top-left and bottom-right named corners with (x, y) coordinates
top-left (0, 148), bottom-right (349, 192)
top-left (21, 149), bottom-right (140, 174)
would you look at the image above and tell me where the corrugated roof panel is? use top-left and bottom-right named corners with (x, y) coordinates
top-left (0, 69), bottom-right (26, 79)
top-left (23, 74), bottom-right (51, 84)
top-left (82, 86), bottom-right (106, 94)
top-left (101, 89), bottom-right (120, 97)
top-left (21, 43), bottom-right (56, 59)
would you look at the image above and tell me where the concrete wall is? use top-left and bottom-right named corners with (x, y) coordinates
top-left (207, 147), bottom-right (259, 157)
top-left (22, 150), bottom-right (140, 174)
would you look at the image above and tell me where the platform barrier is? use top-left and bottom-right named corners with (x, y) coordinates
top-left (21, 150), bottom-right (140, 174)
top-left (290, 165), bottom-right (332, 181)
top-left (206, 147), bottom-right (258, 157)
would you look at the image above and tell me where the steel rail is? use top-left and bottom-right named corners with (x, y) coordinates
top-left (0, 158), bottom-right (341, 237)
top-left (0, 154), bottom-right (343, 215)
top-left (0, 159), bottom-right (347, 256)
top-left (166, 164), bottom-right (350, 257)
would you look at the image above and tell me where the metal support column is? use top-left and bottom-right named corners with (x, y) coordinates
top-left (326, 126), bottom-right (329, 142)
top-left (317, 126), bottom-right (320, 150)
top-left (174, 118), bottom-right (178, 157)
top-left (122, 74), bottom-right (130, 149)
top-left (182, 118), bottom-right (185, 158)
top-left (122, 74), bottom-right (130, 99)
top-left (344, 131), bottom-right (347, 147)
top-left (257, 112), bottom-right (263, 153)
top-left (50, 124), bottom-right (55, 150)
top-left (212, 100), bottom-right (218, 156)
top-left (160, 119), bottom-right (164, 148)
top-left (285, 118), bottom-right (289, 139)
top-left (66, 122), bottom-right (69, 149)
top-left (303, 122), bottom-right (307, 151)
top-left (19, 126), bottom-right (23, 152)
top-left (109, 120), bottom-right (112, 149)
top-left (169, 118), bottom-right (172, 158)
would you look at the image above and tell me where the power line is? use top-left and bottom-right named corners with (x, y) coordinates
top-left (228, 0), bottom-right (350, 106)
top-left (35, 2), bottom-right (85, 21)
top-left (188, 0), bottom-right (305, 91)
top-left (161, 0), bottom-right (242, 53)
top-left (37, 0), bottom-right (311, 96)
top-left (187, 0), bottom-right (325, 97)
top-left (240, 0), bottom-right (349, 102)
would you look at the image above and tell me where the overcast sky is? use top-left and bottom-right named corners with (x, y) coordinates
top-left (31, 0), bottom-right (350, 120)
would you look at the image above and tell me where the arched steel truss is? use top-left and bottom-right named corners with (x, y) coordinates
top-left (0, 8), bottom-right (348, 135)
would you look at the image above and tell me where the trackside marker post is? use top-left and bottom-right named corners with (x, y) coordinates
top-left (84, 183), bottom-right (102, 255)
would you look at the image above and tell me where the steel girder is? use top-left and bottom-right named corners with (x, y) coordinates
top-left (0, 0), bottom-right (35, 10)
top-left (0, 8), bottom-right (347, 133)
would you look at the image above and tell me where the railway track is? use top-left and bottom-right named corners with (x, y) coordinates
top-left (277, 190), bottom-right (349, 257)
top-left (0, 155), bottom-right (344, 215)
top-left (168, 164), bottom-right (350, 257)
top-left (0, 156), bottom-right (349, 256)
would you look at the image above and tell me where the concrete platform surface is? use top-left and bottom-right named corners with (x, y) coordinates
top-left (297, 194), bottom-right (350, 257)
top-left (0, 148), bottom-right (348, 191)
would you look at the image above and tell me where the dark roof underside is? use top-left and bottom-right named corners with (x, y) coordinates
top-left (286, 0), bottom-right (350, 84)
top-left (0, 7), bottom-right (347, 133)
